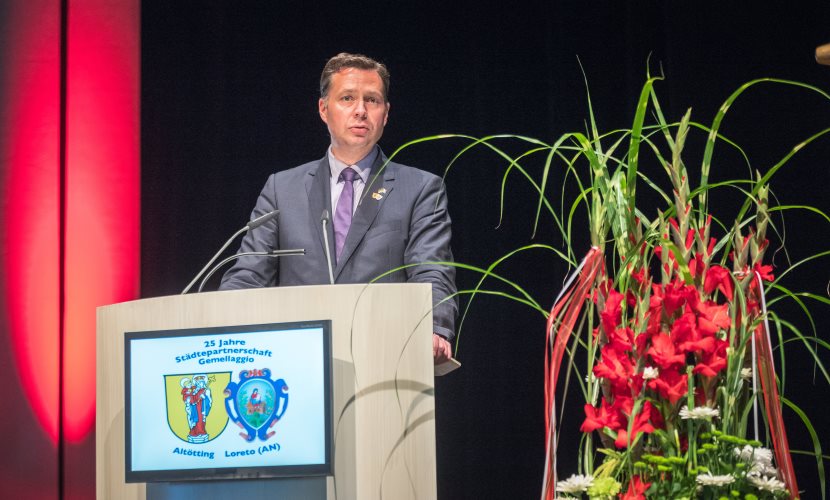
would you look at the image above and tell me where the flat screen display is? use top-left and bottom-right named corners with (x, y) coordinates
top-left (124, 320), bottom-right (332, 483)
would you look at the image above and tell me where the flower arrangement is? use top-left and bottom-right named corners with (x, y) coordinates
top-left (385, 70), bottom-right (829, 499)
top-left (536, 73), bottom-right (830, 499)
top-left (552, 202), bottom-right (792, 499)
top-left (533, 74), bottom-right (829, 499)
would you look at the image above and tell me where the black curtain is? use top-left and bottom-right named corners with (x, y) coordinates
top-left (142, 2), bottom-right (830, 498)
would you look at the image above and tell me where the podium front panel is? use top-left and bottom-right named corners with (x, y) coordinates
top-left (96, 283), bottom-right (437, 500)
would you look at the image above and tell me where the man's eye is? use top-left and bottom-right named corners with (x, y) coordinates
top-left (341, 95), bottom-right (354, 102)
top-left (366, 97), bottom-right (378, 104)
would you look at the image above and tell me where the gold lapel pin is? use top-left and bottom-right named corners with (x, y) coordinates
top-left (371, 187), bottom-right (387, 200)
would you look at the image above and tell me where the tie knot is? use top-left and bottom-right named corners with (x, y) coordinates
top-left (340, 167), bottom-right (358, 183)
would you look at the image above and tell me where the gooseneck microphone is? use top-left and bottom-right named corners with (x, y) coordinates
top-left (321, 210), bottom-right (335, 285)
top-left (196, 248), bottom-right (305, 293)
top-left (181, 209), bottom-right (280, 294)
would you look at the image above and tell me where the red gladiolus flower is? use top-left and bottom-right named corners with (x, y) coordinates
top-left (620, 475), bottom-right (650, 499)
top-left (670, 310), bottom-right (697, 343)
top-left (600, 288), bottom-right (625, 335)
top-left (693, 339), bottom-right (728, 377)
top-left (671, 310), bottom-right (717, 354)
top-left (704, 264), bottom-right (734, 301)
top-left (634, 328), bottom-right (654, 357)
top-left (648, 367), bottom-right (688, 404)
top-left (613, 404), bottom-right (656, 449)
top-left (693, 360), bottom-right (724, 378)
top-left (580, 400), bottom-right (621, 433)
top-left (648, 286), bottom-right (663, 310)
top-left (753, 262), bottom-right (774, 281)
top-left (691, 298), bottom-right (730, 336)
top-left (608, 326), bottom-right (635, 352)
top-left (663, 280), bottom-right (693, 316)
top-left (594, 346), bottom-right (635, 390)
top-left (678, 335), bottom-right (716, 355)
top-left (647, 333), bottom-right (686, 370)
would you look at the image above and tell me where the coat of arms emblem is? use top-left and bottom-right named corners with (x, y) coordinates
top-left (165, 372), bottom-right (231, 443)
top-left (224, 368), bottom-right (288, 442)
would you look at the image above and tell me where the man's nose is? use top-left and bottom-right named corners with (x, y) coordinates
top-left (354, 99), bottom-right (368, 117)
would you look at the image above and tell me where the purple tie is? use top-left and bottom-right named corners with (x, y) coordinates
top-left (333, 167), bottom-right (357, 261)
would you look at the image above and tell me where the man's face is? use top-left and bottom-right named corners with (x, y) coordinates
top-left (319, 68), bottom-right (389, 163)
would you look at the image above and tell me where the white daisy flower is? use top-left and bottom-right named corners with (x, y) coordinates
top-left (752, 447), bottom-right (774, 467)
top-left (741, 367), bottom-right (753, 381)
top-left (750, 463), bottom-right (780, 478)
top-left (642, 366), bottom-right (659, 380)
top-left (679, 405), bottom-right (719, 420)
top-left (555, 474), bottom-right (594, 494)
top-left (696, 472), bottom-right (735, 487)
top-left (735, 445), bottom-right (774, 471)
top-left (733, 444), bottom-right (756, 461)
top-left (748, 474), bottom-right (787, 493)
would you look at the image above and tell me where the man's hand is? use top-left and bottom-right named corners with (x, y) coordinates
top-left (432, 334), bottom-right (452, 364)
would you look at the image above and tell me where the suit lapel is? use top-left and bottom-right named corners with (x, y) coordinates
top-left (306, 157), bottom-right (335, 270)
top-left (334, 155), bottom-right (396, 280)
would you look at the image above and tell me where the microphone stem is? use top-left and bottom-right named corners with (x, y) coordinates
top-left (197, 249), bottom-right (305, 293)
top-left (181, 226), bottom-right (248, 294)
top-left (321, 216), bottom-right (335, 285)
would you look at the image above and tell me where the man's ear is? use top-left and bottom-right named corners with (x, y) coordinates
top-left (318, 97), bottom-right (328, 124)
top-left (383, 101), bottom-right (390, 126)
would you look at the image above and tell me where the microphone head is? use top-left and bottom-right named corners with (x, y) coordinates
top-left (321, 209), bottom-right (330, 222)
top-left (247, 209), bottom-right (279, 230)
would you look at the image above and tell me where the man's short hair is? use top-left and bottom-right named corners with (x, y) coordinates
top-left (320, 52), bottom-right (390, 102)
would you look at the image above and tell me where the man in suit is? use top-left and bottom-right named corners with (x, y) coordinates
top-left (220, 53), bottom-right (457, 363)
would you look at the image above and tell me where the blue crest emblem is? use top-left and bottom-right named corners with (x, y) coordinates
top-left (223, 368), bottom-right (288, 442)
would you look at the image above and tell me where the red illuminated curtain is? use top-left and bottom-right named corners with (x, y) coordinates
top-left (0, 1), bottom-right (140, 498)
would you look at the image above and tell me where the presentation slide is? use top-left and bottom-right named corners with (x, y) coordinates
top-left (125, 322), bottom-right (330, 481)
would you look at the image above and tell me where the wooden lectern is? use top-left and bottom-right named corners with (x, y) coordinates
top-left (97, 283), bottom-right (438, 500)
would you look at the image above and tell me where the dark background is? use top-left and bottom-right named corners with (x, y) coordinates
top-left (141, 2), bottom-right (830, 498)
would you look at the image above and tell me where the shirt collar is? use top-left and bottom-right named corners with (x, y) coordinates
top-left (327, 146), bottom-right (378, 183)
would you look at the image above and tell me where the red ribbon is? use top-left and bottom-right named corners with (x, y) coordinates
top-left (754, 272), bottom-right (799, 498)
top-left (542, 247), bottom-right (603, 500)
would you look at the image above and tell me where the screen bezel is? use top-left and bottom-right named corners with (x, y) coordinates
top-left (123, 320), bottom-right (333, 483)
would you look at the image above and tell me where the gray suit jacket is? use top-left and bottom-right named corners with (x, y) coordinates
top-left (219, 153), bottom-right (458, 340)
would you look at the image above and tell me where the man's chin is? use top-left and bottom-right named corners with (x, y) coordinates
top-left (351, 137), bottom-right (380, 149)
top-left (347, 132), bottom-right (374, 144)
